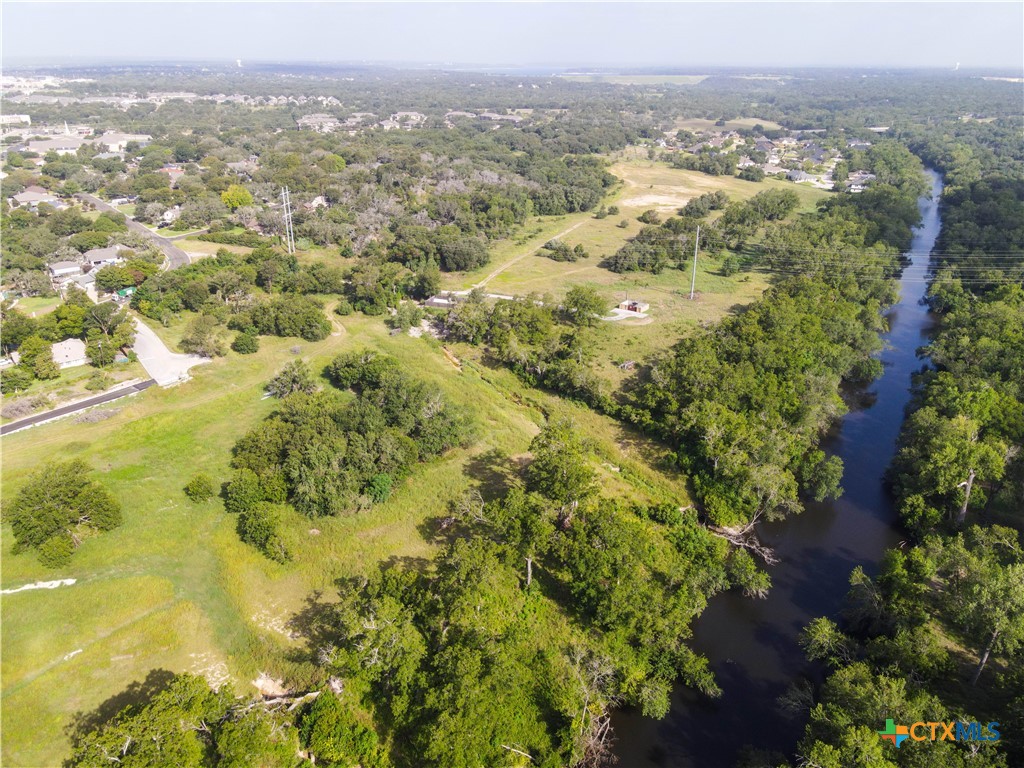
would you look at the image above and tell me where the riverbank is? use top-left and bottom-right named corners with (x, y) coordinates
top-left (612, 169), bottom-right (945, 767)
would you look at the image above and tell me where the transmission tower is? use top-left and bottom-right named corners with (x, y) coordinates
top-left (280, 187), bottom-right (296, 254)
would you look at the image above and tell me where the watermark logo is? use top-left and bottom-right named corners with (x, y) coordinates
top-left (878, 719), bottom-right (1000, 748)
top-left (878, 719), bottom-right (909, 748)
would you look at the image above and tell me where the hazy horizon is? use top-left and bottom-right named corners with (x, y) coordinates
top-left (3, 2), bottom-right (1023, 71)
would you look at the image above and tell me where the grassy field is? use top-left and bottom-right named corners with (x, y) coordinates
top-left (0, 313), bottom-right (691, 767)
top-left (442, 159), bottom-right (828, 367)
top-left (559, 74), bottom-right (709, 86)
top-left (673, 117), bottom-right (784, 132)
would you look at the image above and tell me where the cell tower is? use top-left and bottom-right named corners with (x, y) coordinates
top-left (280, 187), bottom-right (296, 254)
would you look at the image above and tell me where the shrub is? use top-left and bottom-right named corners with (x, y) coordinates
top-left (231, 332), bottom-right (260, 355)
top-left (185, 473), bottom-right (215, 503)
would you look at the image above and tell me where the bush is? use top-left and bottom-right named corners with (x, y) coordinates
top-left (85, 371), bottom-right (113, 391)
top-left (365, 473), bottom-right (393, 503)
top-left (231, 332), bottom-right (260, 355)
top-left (334, 299), bottom-right (353, 316)
top-left (185, 473), bottom-right (215, 503)
top-left (197, 230), bottom-right (271, 248)
top-left (238, 502), bottom-right (290, 562)
top-left (617, 219), bottom-right (629, 229)
top-left (638, 209), bottom-right (662, 225)
top-left (608, 205), bottom-right (620, 215)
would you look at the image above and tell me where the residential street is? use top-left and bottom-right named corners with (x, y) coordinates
top-left (76, 192), bottom-right (191, 269)
top-left (0, 380), bottom-right (155, 435)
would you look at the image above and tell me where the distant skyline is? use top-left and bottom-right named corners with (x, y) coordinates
top-left (2, 2), bottom-right (1023, 71)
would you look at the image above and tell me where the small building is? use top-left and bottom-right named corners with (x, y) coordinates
top-left (424, 293), bottom-right (460, 309)
top-left (787, 170), bottom-right (815, 183)
top-left (0, 114), bottom-right (31, 126)
top-left (619, 300), bottom-right (650, 314)
top-left (115, 287), bottom-right (136, 301)
top-left (51, 338), bottom-right (89, 369)
top-left (49, 261), bottom-right (83, 279)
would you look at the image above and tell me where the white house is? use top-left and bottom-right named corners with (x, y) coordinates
top-left (51, 338), bottom-right (89, 369)
top-left (49, 261), bottom-right (83, 279)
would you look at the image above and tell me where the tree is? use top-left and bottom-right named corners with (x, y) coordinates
top-left (220, 184), bottom-right (254, 211)
top-left (238, 503), bottom-right (290, 562)
top-left (67, 674), bottom-right (231, 768)
top-left (525, 419), bottom-right (597, 523)
top-left (300, 690), bottom-right (387, 768)
top-left (562, 285), bottom-right (606, 326)
top-left (225, 468), bottom-right (265, 514)
top-left (266, 360), bottom-right (317, 398)
top-left (180, 315), bottom-right (227, 358)
top-left (216, 709), bottom-right (297, 768)
top-left (8, 459), bottom-right (122, 566)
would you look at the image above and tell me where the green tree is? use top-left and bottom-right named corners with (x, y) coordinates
top-left (8, 459), bottom-right (122, 567)
top-left (526, 419), bottom-right (597, 523)
top-left (266, 360), bottom-right (317, 398)
top-left (220, 184), bottom-right (254, 211)
top-left (562, 285), bottom-right (607, 326)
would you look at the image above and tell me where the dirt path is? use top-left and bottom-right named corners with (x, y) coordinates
top-left (474, 220), bottom-right (587, 289)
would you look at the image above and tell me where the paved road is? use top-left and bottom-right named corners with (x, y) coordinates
top-left (1, 380), bottom-right (155, 436)
top-left (133, 318), bottom-right (210, 386)
top-left (76, 193), bottom-right (191, 270)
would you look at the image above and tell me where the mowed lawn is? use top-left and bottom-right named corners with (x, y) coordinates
top-left (0, 313), bottom-right (690, 767)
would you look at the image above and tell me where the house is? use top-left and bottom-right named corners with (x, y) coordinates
top-left (158, 165), bottom-right (186, 186)
top-left (51, 338), bottom-right (89, 369)
top-left (161, 206), bottom-right (181, 224)
top-left (846, 139), bottom-right (872, 150)
top-left (11, 185), bottom-right (61, 210)
top-left (618, 300), bottom-right (650, 314)
top-left (754, 137), bottom-right (775, 153)
top-left (787, 170), bottom-right (815, 183)
top-left (27, 136), bottom-right (86, 155)
top-left (0, 114), bottom-right (31, 126)
top-left (297, 114), bottom-right (341, 132)
top-left (83, 245), bottom-right (126, 269)
top-left (108, 196), bottom-right (137, 206)
top-left (95, 132), bottom-right (152, 152)
top-left (49, 261), bottom-right (83, 279)
top-left (424, 293), bottom-right (461, 309)
top-left (66, 271), bottom-right (96, 291)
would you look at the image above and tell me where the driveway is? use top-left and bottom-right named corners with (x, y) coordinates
top-left (133, 318), bottom-right (209, 386)
top-left (76, 193), bottom-right (191, 270)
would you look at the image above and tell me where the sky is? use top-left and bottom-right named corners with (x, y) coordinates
top-left (2, 2), bottom-right (1022, 71)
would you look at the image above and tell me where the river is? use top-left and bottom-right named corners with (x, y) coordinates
top-left (611, 169), bottom-right (945, 767)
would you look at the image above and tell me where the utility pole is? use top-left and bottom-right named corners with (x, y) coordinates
top-left (280, 187), bottom-right (296, 254)
top-left (689, 224), bottom-right (700, 300)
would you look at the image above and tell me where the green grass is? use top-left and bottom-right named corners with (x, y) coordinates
top-left (1, 360), bottom-right (148, 423)
top-left (12, 295), bottom-right (63, 317)
top-left (0, 314), bottom-right (690, 767)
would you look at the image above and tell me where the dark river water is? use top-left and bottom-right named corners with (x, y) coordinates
top-left (611, 169), bottom-right (945, 767)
